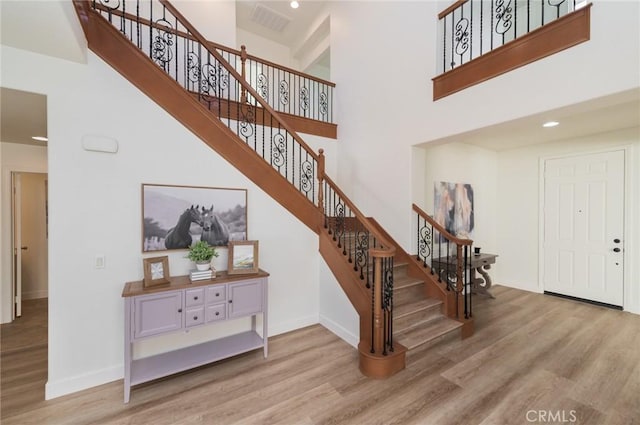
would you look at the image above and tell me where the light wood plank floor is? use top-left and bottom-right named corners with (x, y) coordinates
top-left (1, 287), bottom-right (639, 424)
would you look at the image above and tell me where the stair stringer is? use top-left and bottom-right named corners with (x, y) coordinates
top-left (79, 5), bottom-right (323, 233)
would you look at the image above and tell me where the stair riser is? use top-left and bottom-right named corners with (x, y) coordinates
top-left (404, 326), bottom-right (461, 353)
top-left (393, 304), bottom-right (443, 332)
top-left (394, 284), bottom-right (424, 306)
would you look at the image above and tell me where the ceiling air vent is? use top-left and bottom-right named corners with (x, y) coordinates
top-left (250, 4), bottom-right (291, 33)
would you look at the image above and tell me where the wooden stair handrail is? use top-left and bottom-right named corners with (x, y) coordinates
top-left (90, 2), bottom-right (335, 88)
top-left (324, 174), bottom-right (396, 254)
top-left (438, 0), bottom-right (468, 19)
top-left (208, 41), bottom-right (336, 88)
top-left (153, 0), bottom-right (320, 163)
top-left (412, 203), bottom-right (472, 246)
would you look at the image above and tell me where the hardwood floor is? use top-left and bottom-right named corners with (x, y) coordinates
top-left (1, 288), bottom-right (639, 424)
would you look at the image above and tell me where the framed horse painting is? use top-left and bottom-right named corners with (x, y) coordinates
top-left (142, 183), bottom-right (248, 252)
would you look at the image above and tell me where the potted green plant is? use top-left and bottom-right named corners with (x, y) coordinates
top-left (187, 240), bottom-right (219, 271)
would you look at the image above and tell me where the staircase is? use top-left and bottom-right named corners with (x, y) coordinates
top-left (393, 263), bottom-right (462, 350)
top-left (73, 0), bottom-right (473, 378)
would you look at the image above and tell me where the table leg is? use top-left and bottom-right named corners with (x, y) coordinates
top-left (473, 264), bottom-right (496, 299)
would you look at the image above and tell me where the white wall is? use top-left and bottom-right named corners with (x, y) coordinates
top-left (236, 28), bottom-right (296, 69)
top-left (329, 0), bottom-right (639, 252)
top-left (176, 0), bottom-right (236, 47)
top-left (421, 142), bottom-right (498, 254)
top-left (496, 128), bottom-right (640, 313)
top-left (0, 44), bottom-right (338, 398)
top-left (0, 142), bottom-right (48, 323)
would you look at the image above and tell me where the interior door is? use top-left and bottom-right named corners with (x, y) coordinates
top-left (543, 150), bottom-right (625, 306)
top-left (11, 172), bottom-right (23, 318)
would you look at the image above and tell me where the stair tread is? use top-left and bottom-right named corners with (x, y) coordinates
top-left (394, 298), bottom-right (442, 318)
top-left (394, 316), bottom-right (462, 350)
top-left (394, 275), bottom-right (423, 290)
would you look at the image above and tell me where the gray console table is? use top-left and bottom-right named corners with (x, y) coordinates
top-left (121, 270), bottom-right (269, 403)
top-left (431, 253), bottom-right (497, 299)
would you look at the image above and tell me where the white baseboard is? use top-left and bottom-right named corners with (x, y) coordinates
top-left (269, 314), bottom-right (319, 337)
top-left (319, 314), bottom-right (358, 348)
top-left (22, 290), bottom-right (48, 300)
top-left (45, 365), bottom-right (123, 400)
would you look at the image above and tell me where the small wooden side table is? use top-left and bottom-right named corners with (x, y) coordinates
top-left (431, 253), bottom-right (498, 299)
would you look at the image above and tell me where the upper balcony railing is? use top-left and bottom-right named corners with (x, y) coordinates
top-left (213, 43), bottom-right (335, 125)
top-left (437, 0), bottom-right (587, 75)
top-left (91, 1), bottom-right (335, 125)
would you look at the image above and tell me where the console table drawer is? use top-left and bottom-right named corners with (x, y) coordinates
top-left (206, 286), bottom-right (226, 303)
top-left (185, 306), bottom-right (205, 327)
top-left (185, 288), bottom-right (205, 307)
top-left (206, 304), bottom-right (226, 322)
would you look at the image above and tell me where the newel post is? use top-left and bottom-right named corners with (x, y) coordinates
top-left (317, 149), bottom-right (325, 215)
top-left (372, 254), bottom-right (384, 355)
top-left (240, 45), bottom-right (248, 103)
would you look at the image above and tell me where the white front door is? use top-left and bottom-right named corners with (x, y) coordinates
top-left (543, 150), bottom-right (625, 306)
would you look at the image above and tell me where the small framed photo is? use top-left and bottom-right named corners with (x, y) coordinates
top-left (228, 241), bottom-right (259, 275)
top-left (143, 256), bottom-right (171, 288)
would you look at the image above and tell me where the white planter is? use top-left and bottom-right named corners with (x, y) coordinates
top-left (195, 262), bottom-right (211, 271)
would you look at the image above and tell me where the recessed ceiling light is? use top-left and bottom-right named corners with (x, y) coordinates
top-left (290, 1), bottom-right (299, 9)
top-left (542, 121), bottom-right (559, 128)
top-left (32, 136), bottom-right (48, 142)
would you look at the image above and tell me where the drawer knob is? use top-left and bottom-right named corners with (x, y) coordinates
top-left (229, 299), bottom-right (233, 304)
top-left (215, 312), bottom-right (220, 316)
top-left (216, 293), bottom-right (220, 297)
top-left (178, 308), bottom-right (182, 313)
top-left (193, 316), bottom-right (198, 320)
top-left (194, 296), bottom-right (198, 300)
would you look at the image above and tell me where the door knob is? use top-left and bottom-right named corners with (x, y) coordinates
top-left (613, 248), bottom-right (621, 253)
top-left (613, 238), bottom-right (621, 243)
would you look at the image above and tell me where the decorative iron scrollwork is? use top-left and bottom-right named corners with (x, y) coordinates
top-left (187, 52), bottom-right (228, 97)
top-left (334, 203), bottom-right (345, 240)
top-left (300, 160), bottom-right (314, 195)
top-left (418, 225), bottom-right (432, 261)
top-left (271, 133), bottom-right (286, 167)
top-left (279, 81), bottom-right (289, 106)
top-left (495, 0), bottom-right (514, 35)
top-left (455, 18), bottom-right (470, 56)
top-left (319, 93), bottom-right (328, 116)
top-left (98, 0), bottom-right (120, 9)
top-left (354, 230), bottom-right (369, 282)
top-left (152, 19), bottom-right (174, 69)
top-left (382, 264), bottom-right (394, 310)
top-left (257, 74), bottom-right (269, 101)
top-left (240, 105), bottom-right (255, 139)
top-left (300, 87), bottom-right (310, 111)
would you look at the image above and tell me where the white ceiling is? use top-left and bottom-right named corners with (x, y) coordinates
top-left (236, 0), bottom-right (329, 52)
top-left (1, 1), bottom-right (638, 151)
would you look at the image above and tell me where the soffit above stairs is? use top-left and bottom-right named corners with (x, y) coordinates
top-left (0, 1), bottom-right (87, 64)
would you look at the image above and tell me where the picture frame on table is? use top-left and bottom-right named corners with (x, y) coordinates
top-left (143, 256), bottom-right (171, 288)
top-left (227, 240), bottom-right (259, 275)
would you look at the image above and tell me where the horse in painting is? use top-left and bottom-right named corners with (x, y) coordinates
top-left (164, 205), bottom-right (202, 249)
top-left (199, 205), bottom-right (230, 246)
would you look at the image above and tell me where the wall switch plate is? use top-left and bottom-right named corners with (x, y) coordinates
top-left (95, 255), bottom-right (105, 269)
